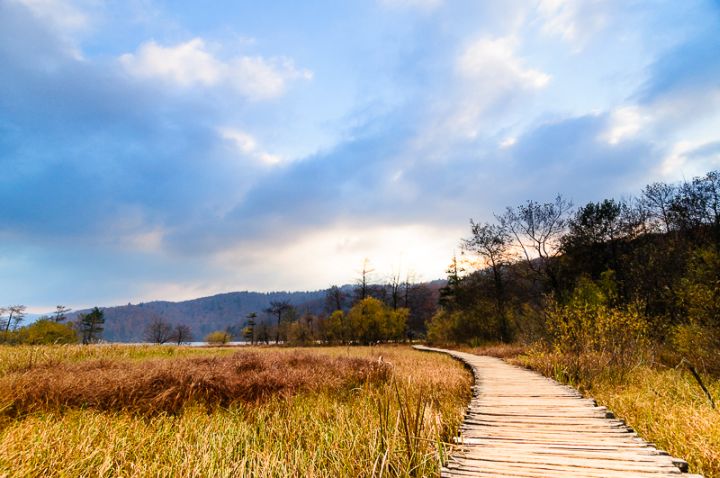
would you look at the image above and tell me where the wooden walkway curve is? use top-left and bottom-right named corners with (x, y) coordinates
top-left (415, 346), bottom-right (703, 478)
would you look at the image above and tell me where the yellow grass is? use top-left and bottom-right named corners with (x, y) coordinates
top-left (0, 345), bottom-right (471, 477)
top-left (510, 350), bottom-right (720, 478)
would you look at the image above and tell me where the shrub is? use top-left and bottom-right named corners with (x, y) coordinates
top-left (205, 330), bottom-right (231, 345)
top-left (16, 319), bottom-right (77, 345)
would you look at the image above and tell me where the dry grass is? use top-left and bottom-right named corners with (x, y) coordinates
top-left (0, 345), bottom-right (471, 477)
top-left (1, 351), bottom-right (390, 416)
top-left (513, 349), bottom-right (720, 478)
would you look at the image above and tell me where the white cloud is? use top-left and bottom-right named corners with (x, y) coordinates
top-left (536, 0), bottom-right (608, 51)
top-left (120, 38), bottom-right (312, 100)
top-left (435, 36), bottom-right (550, 139)
top-left (218, 127), bottom-right (281, 165)
top-left (602, 105), bottom-right (651, 145)
top-left (457, 36), bottom-right (550, 90)
top-left (230, 56), bottom-right (312, 100)
top-left (120, 38), bottom-right (221, 87)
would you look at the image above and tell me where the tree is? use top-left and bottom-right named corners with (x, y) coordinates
top-left (256, 322), bottom-right (271, 344)
top-left (264, 300), bottom-right (294, 344)
top-left (324, 285), bottom-right (346, 313)
top-left (463, 221), bottom-right (514, 342)
top-left (244, 312), bottom-right (257, 345)
top-left (53, 305), bottom-right (72, 322)
top-left (347, 297), bottom-right (407, 344)
top-left (205, 330), bottom-right (231, 345)
top-left (324, 310), bottom-right (347, 344)
top-left (641, 182), bottom-right (677, 233)
top-left (79, 307), bottom-right (105, 345)
top-left (143, 316), bottom-right (173, 344)
top-left (354, 258), bottom-right (375, 303)
top-left (499, 195), bottom-right (573, 292)
top-left (171, 324), bottom-right (193, 345)
top-left (439, 254), bottom-right (465, 309)
top-left (4, 305), bottom-right (26, 333)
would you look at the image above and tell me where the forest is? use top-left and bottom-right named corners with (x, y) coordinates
top-left (428, 169), bottom-right (720, 375)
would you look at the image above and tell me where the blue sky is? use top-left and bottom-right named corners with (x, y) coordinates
top-left (2, 0), bottom-right (720, 312)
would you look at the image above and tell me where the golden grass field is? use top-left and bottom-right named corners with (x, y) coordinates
top-left (0, 345), bottom-right (471, 477)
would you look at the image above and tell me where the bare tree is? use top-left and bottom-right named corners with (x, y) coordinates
top-left (388, 270), bottom-right (402, 310)
top-left (171, 324), bottom-right (193, 345)
top-left (498, 195), bottom-right (573, 292)
top-left (265, 300), bottom-right (293, 344)
top-left (463, 220), bottom-right (515, 340)
top-left (641, 182), bottom-right (677, 233)
top-left (143, 316), bottom-right (173, 344)
top-left (355, 258), bottom-right (375, 303)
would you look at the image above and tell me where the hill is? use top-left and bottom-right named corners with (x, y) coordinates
top-left (79, 288), bottom-right (343, 342)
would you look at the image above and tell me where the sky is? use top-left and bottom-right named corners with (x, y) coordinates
top-left (2, 0), bottom-right (720, 313)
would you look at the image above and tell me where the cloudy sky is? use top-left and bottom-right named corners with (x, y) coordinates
top-left (2, 0), bottom-right (720, 312)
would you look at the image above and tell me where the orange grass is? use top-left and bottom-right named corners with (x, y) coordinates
top-left (0, 351), bottom-right (390, 416)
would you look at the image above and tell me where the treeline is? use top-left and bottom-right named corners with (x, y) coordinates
top-left (233, 276), bottom-right (440, 345)
top-left (0, 306), bottom-right (108, 345)
top-left (430, 169), bottom-right (720, 374)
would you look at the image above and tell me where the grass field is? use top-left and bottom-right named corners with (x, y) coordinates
top-left (0, 345), bottom-right (471, 477)
top-left (460, 344), bottom-right (720, 478)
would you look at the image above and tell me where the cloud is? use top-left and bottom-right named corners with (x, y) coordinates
top-left (535, 0), bottom-right (608, 50)
top-left (218, 127), bottom-right (281, 164)
top-left (410, 35), bottom-right (550, 144)
top-left (601, 106), bottom-right (651, 145)
top-left (457, 36), bottom-right (550, 89)
top-left (120, 38), bottom-right (312, 100)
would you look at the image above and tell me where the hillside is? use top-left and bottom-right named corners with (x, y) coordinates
top-left (81, 289), bottom-right (341, 342)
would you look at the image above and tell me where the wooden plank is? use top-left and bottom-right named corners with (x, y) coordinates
top-left (413, 346), bottom-right (702, 478)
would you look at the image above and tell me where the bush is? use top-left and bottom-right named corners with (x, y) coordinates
top-left (669, 324), bottom-right (720, 374)
top-left (204, 331), bottom-right (231, 345)
top-left (16, 319), bottom-right (77, 345)
top-left (546, 275), bottom-right (648, 368)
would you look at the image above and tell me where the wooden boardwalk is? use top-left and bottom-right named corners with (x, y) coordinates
top-left (415, 346), bottom-right (703, 478)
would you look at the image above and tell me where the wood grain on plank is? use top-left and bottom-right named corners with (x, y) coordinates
top-left (414, 346), bottom-right (702, 478)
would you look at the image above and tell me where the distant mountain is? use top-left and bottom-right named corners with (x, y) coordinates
top-left (73, 280), bottom-right (446, 343)
top-left (75, 289), bottom-right (343, 342)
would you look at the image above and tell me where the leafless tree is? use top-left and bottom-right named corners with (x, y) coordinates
top-left (498, 195), bottom-right (573, 292)
top-left (641, 182), bottom-right (677, 233)
top-left (355, 258), bottom-right (375, 302)
top-left (143, 316), bottom-right (174, 344)
top-left (265, 300), bottom-right (293, 344)
top-left (171, 324), bottom-right (193, 345)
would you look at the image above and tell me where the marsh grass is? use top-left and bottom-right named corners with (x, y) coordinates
top-left (1, 351), bottom-right (390, 416)
top-left (509, 349), bottom-right (720, 478)
top-left (0, 345), bottom-right (470, 477)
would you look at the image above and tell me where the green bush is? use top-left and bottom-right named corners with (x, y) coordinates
top-left (16, 319), bottom-right (78, 345)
